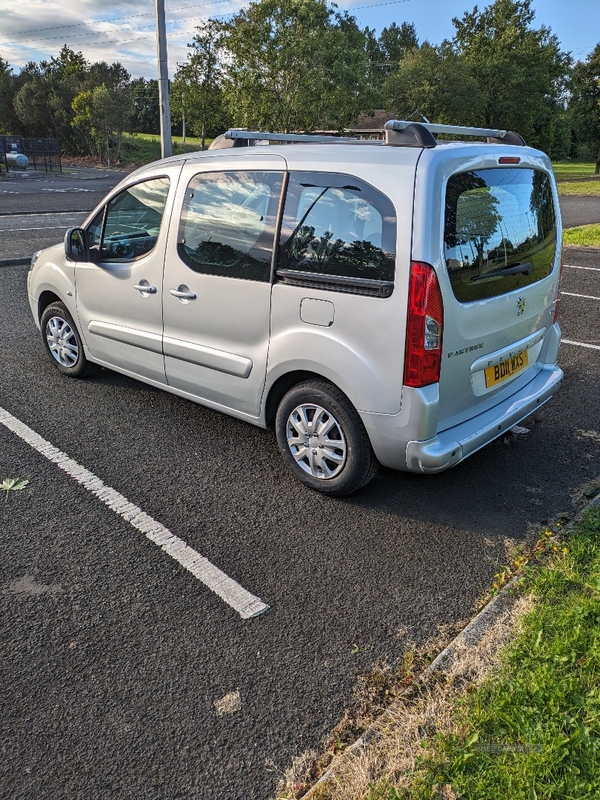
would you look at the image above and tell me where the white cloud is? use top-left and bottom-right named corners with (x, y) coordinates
top-left (1, 0), bottom-right (241, 79)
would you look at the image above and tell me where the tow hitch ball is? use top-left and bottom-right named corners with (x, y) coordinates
top-left (505, 411), bottom-right (544, 445)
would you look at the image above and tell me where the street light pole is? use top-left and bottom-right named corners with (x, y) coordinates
top-left (182, 93), bottom-right (186, 143)
top-left (155, 0), bottom-right (172, 159)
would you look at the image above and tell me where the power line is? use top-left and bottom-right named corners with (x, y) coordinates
top-left (351, 0), bottom-right (411, 9)
top-left (12, 22), bottom-right (185, 45)
top-left (8, 0), bottom-right (411, 42)
top-left (8, 0), bottom-right (235, 37)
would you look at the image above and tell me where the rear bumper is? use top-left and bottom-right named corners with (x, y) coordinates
top-left (360, 363), bottom-right (563, 473)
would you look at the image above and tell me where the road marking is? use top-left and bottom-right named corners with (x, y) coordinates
top-left (2, 211), bottom-right (80, 217)
top-left (562, 339), bottom-right (600, 351)
top-left (564, 264), bottom-right (600, 271)
top-left (562, 292), bottom-right (600, 301)
top-left (1, 226), bottom-right (66, 232)
top-left (0, 406), bottom-right (269, 620)
top-left (41, 187), bottom-right (94, 193)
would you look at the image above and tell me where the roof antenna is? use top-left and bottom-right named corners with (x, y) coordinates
top-left (406, 110), bottom-right (430, 123)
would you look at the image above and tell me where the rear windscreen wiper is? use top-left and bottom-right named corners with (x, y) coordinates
top-left (471, 261), bottom-right (532, 282)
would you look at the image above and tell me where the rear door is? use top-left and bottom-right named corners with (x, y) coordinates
top-left (414, 151), bottom-right (561, 430)
top-left (162, 154), bottom-right (286, 417)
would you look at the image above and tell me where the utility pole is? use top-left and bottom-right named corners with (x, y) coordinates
top-left (182, 93), bottom-right (186, 143)
top-left (155, 0), bottom-right (172, 159)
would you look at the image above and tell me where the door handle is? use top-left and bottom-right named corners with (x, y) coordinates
top-left (134, 282), bottom-right (157, 294)
top-left (170, 287), bottom-right (197, 300)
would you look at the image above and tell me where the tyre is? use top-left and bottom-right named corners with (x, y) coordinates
top-left (275, 380), bottom-right (379, 496)
top-left (40, 302), bottom-right (96, 378)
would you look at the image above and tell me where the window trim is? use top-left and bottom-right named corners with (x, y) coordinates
top-left (275, 268), bottom-right (394, 298)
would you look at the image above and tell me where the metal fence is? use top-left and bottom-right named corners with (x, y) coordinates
top-left (1, 136), bottom-right (62, 173)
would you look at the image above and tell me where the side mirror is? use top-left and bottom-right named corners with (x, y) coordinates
top-left (65, 227), bottom-right (89, 262)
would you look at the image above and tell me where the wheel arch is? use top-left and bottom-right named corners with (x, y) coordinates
top-left (264, 370), bottom-right (345, 427)
top-left (37, 290), bottom-right (63, 322)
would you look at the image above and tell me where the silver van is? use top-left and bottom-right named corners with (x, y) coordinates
top-left (27, 120), bottom-right (563, 495)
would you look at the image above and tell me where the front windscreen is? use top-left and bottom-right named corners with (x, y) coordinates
top-left (444, 168), bottom-right (557, 303)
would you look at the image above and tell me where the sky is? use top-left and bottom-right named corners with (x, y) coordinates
top-left (1, 0), bottom-right (598, 80)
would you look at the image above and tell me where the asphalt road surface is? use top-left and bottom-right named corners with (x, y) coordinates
top-left (1, 172), bottom-right (599, 799)
top-left (560, 193), bottom-right (600, 229)
top-left (0, 167), bottom-right (127, 262)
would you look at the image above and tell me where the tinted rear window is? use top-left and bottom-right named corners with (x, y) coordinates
top-left (278, 171), bottom-right (396, 282)
top-left (444, 168), bottom-right (556, 302)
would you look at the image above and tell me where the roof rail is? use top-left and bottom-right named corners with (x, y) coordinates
top-left (208, 121), bottom-right (526, 151)
top-left (384, 120), bottom-right (526, 147)
top-left (208, 130), bottom-right (358, 149)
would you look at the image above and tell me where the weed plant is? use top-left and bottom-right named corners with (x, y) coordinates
top-left (400, 509), bottom-right (600, 799)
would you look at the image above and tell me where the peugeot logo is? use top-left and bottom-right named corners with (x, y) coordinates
top-left (517, 296), bottom-right (525, 316)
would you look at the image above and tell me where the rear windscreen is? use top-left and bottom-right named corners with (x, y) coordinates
top-left (444, 168), bottom-right (556, 302)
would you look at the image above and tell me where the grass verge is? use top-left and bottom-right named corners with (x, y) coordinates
top-left (557, 180), bottom-right (600, 196)
top-left (372, 506), bottom-right (600, 800)
top-left (552, 162), bottom-right (600, 199)
top-left (120, 133), bottom-right (210, 166)
top-left (563, 224), bottom-right (600, 248)
top-left (552, 162), bottom-right (598, 181)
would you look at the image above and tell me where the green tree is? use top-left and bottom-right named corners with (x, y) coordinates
top-left (172, 19), bottom-right (229, 148)
top-left (452, 0), bottom-right (570, 152)
top-left (130, 78), bottom-right (160, 134)
top-left (219, 0), bottom-right (370, 132)
top-left (86, 61), bottom-right (130, 92)
top-left (11, 46), bottom-right (134, 156)
top-left (13, 46), bottom-right (89, 149)
top-left (0, 57), bottom-right (20, 134)
top-left (72, 83), bottom-right (131, 163)
top-left (363, 22), bottom-right (419, 102)
top-left (569, 44), bottom-right (600, 172)
top-left (379, 21), bottom-right (419, 65)
top-left (381, 42), bottom-right (485, 125)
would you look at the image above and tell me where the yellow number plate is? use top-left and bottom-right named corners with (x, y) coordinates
top-left (485, 350), bottom-right (529, 388)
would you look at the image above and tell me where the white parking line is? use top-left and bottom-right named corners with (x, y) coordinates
top-left (562, 339), bottom-right (600, 351)
top-left (1, 226), bottom-right (67, 232)
top-left (0, 406), bottom-right (269, 620)
top-left (4, 211), bottom-right (79, 218)
top-left (564, 265), bottom-right (600, 272)
top-left (562, 292), bottom-right (600, 301)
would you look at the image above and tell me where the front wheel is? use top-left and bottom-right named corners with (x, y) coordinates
top-left (40, 302), bottom-right (96, 378)
top-left (275, 380), bottom-right (379, 496)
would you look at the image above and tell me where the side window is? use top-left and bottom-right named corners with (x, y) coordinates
top-left (177, 171), bottom-right (284, 282)
top-left (278, 172), bottom-right (396, 283)
top-left (87, 177), bottom-right (170, 261)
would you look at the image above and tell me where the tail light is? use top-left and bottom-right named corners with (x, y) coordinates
top-left (552, 254), bottom-right (564, 324)
top-left (404, 261), bottom-right (444, 387)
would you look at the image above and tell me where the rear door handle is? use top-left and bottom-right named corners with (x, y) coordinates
top-left (170, 286), bottom-right (197, 301)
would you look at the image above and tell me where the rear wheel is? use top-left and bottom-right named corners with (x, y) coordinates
top-left (275, 380), bottom-right (378, 496)
top-left (40, 302), bottom-right (96, 378)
